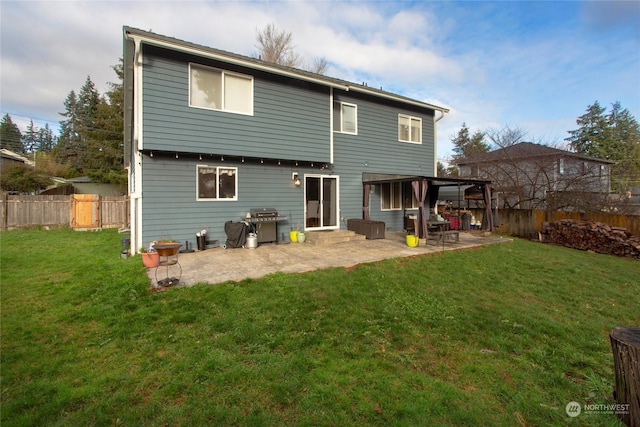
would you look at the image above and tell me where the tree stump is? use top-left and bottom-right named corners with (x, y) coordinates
top-left (610, 327), bottom-right (640, 426)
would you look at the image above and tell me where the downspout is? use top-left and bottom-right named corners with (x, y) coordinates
top-left (125, 32), bottom-right (145, 254)
top-left (329, 87), bottom-right (334, 165)
top-left (434, 110), bottom-right (446, 176)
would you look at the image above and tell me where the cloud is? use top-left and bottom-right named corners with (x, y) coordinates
top-left (1, 0), bottom-right (638, 160)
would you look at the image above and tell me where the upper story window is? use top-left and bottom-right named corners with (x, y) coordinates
top-left (333, 101), bottom-right (357, 134)
top-left (197, 165), bottom-right (238, 201)
top-left (189, 63), bottom-right (253, 115)
top-left (398, 114), bottom-right (421, 143)
top-left (558, 158), bottom-right (564, 175)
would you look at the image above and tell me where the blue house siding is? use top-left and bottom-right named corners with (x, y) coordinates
top-left (140, 155), bottom-right (312, 247)
top-left (141, 46), bottom-right (330, 162)
top-left (124, 27), bottom-right (450, 251)
top-left (331, 91), bottom-right (435, 231)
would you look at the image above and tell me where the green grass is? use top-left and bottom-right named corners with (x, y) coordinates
top-left (1, 228), bottom-right (638, 426)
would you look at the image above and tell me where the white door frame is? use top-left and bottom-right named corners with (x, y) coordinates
top-left (304, 174), bottom-right (339, 231)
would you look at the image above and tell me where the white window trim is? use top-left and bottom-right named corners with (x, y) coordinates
top-left (196, 164), bottom-right (238, 201)
top-left (189, 63), bottom-right (254, 116)
top-left (398, 114), bottom-right (422, 144)
top-left (380, 182), bottom-right (402, 211)
top-left (333, 101), bottom-right (358, 135)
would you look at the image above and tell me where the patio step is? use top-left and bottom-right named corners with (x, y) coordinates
top-left (304, 230), bottom-right (367, 245)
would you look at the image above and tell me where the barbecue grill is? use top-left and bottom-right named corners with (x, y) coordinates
top-left (247, 208), bottom-right (288, 244)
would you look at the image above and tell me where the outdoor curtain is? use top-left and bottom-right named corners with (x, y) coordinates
top-left (482, 183), bottom-right (494, 231)
top-left (363, 183), bottom-right (370, 220)
top-left (412, 179), bottom-right (429, 238)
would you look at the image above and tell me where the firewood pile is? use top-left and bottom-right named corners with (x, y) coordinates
top-left (540, 219), bottom-right (640, 260)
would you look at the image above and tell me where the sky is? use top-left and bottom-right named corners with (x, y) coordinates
top-left (1, 0), bottom-right (639, 160)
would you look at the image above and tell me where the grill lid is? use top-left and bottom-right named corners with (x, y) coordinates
top-left (250, 207), bottom-right (278, 218)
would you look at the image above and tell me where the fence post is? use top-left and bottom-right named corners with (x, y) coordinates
top-left (1, 193), bottom-right (7, 231)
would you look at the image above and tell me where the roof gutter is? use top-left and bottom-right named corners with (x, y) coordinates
top-left (123, 27), bottom-right (449, 114)
top-left (348, 85), bottom-right (450, 114)
top-left (124, 28), bottom-right (350, 92)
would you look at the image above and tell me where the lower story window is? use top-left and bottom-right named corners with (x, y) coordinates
top-left (381, 182), bottom-right (402, 210)
top-left (197, 165), bottom-right (237, 200)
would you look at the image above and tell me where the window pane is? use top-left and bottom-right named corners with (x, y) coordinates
top-left (410, 118), bottom-right (421, 142)
top-left (342, 104), bottom-right (356, 133)
top-left (382, 183), bottom-right (391, 210)
top-left (198, 167), bottom-right (217, 199)
top-left (224, 74), bottom-right (252, 114)
top-left (398, 116), bottom-right (410, 141)
top-left (333, 102), bottom-right (341, 131)
top-left (191, 66), bottom-right (222, 109)
top-left (218, 168), bottom-right (237, 199)
top-left (392, 182), bottom-right (402, 209)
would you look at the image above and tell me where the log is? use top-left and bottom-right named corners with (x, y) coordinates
top-left (540, 220), bottom-right (640, 260)
top-left (610, 327), bottom-right (640, 426)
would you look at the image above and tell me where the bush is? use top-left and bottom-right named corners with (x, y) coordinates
top-left (0, 164), bottom-right (51, 193)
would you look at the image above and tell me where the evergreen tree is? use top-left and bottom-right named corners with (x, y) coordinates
top-left (23, 120), bottom-right (38, 153)
top-left (451, 123), bottom-right (490, 161)
top-left (566, 101), bottom-right (640, 192)
top-left (566, 101), bottom-right (609, 157)
top-left (0, 114), bottom-right (24, 154)
top-left (87, 62), bottom-right (124, 171)
top-left (0, 163), bottom-right (51, 193)
top-left (37, 124), bottom-right (56, 153)
top-left (55, 89), bottom-right (83, 170)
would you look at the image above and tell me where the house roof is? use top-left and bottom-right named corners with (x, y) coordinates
top-left (0, 148), bottom-right (33, 166)
top-left (453, 142), bottom-right (615, 166)
top-left (362, 172), bottom-right (491, 187)
top-left (123, 26), bottom-right (449, 115)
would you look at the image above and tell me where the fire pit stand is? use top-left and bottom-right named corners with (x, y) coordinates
top-left (153, 242), bottom-right (182, 287)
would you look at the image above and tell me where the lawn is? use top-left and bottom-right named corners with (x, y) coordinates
top-left (1, 228), bottom-right (638, 426)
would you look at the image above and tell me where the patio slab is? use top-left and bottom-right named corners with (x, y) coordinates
top-left (147, 231), bottom-right (510, 288)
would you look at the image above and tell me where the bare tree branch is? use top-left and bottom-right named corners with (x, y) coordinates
top-left (255, 23), bottom-right (302, 68)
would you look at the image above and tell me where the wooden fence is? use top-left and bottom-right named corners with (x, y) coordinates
top-left (472, 208), bottom-right (640, 238)
top-left (1, 194), bottom-right (129, 230)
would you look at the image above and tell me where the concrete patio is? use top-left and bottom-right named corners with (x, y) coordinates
top-left (147, 231), bottom-right (510, 287)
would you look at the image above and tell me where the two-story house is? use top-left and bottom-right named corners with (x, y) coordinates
top-left (454, 142), bottom-right (614, 211)
top-left (123, 27), bottom-right (493, 252)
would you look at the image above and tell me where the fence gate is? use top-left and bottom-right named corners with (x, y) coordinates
top-left (71, 194), bottom-right (100, 229)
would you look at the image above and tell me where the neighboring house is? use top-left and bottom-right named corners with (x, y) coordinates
top-left (454, 142), bottom-right (614, 211)
top-left (40, 177), bottom-right (126, 196)
top-left (123, 27), bottom-right (493, 251)
top-left (0, 148), bottom-right (33, 169)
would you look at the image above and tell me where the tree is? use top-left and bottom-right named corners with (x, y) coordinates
top-left (256, 23), bottom-right (302, 67)
top-left (309, 57), bottom-right (328, 75)
top-left (485, 125), bottom-right (527, 149)
top-left (55, 76), bottom-right (102, 173)
top-left (255, 23), bottom-right (328, 74)
top-left (566, 101), bottom-right (640, 192)
top-left (0, 114), bottom-right (24, 154)
top-left (0, 163), bottom-right (51, 193)
top-left (37, 124), bottom-right (56, 153)
top-left (86, 62), bottom-right (125, 171)
top-left (437, 161), bottom-right (459, 177)
top-left (450, 123), bottom-right (490, 161)
top-left (55, 89), bottom-right (82, 170)
top-left (22, 120), bottom-right (38, 153)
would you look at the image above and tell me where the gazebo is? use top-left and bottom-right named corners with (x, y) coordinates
top-left (361, 173), bottom-right (494, 239)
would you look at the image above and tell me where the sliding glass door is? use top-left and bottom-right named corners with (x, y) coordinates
top-left (305, 175), bottom-right (339, 230)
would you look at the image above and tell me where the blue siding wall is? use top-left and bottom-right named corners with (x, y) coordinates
top-left (332, 91), bottom-right (435, 231)
top-left (142, 46), bottom-right (330, 162)
top-left (141, 154), bottom-right (311, 248)
top-left (138, 46), bottom-right (438, 245)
